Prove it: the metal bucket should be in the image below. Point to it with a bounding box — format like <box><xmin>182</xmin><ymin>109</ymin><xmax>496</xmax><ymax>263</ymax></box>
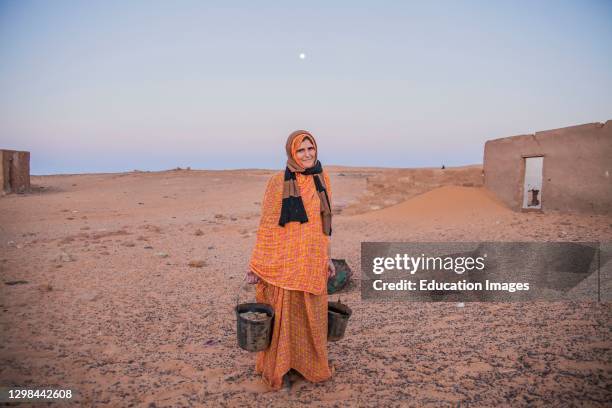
<box><xmin>235</xmin><ymin>302</ymin><xmax>274</xmax><ymax>352</ymax></box>
<box><xmin>327</xmin><ymin>300</ymin><xmax>352</xmax><ymax>342</ymax></box>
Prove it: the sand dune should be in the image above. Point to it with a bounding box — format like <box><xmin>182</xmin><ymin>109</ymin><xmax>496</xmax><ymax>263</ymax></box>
<box><xmin>340</xmin><ymin>165</ymin><xmax>484</xmax><ymax>215</ymax></box>
<box><xmin>356</xmin><ymin>185</ymin><xmax>512</xmax><ymax>223</ymax></box>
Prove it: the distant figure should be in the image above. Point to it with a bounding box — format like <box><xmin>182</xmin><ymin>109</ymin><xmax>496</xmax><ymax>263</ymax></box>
<box><xmin>441</xmin><ymin>164</ymin><xmax>445</xmax><ymax>170</ymax></box>
<box><xmin>245</xmin><ymin>130</ymin><xmax>335</xmax><ymax>390</ymax></box>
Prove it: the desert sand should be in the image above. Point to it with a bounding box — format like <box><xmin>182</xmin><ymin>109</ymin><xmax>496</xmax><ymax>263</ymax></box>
<box><xmin>1</xmin><ymin>166</ymin><xmax>611</xmax><ymax>407</ymax></box>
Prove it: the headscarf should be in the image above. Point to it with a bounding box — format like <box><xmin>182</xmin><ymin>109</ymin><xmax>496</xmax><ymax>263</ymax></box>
<box><xmin>279</xmin><ymin>130</ymin><xmax>332</xmax><ymax>236</ymax></box>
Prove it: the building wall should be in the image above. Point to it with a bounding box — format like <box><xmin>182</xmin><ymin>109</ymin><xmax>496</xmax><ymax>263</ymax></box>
<box><xmin>0</xmin><ymin>149</ymin><xmax>31</xmax><ymax>194</ymax></box>
<box><xmin>1</xmin><ymin>150</ymin><xmax>12</xmax><ymax>192</ymax></box>
<box><xmin>483</xmin><ymin>121</ymin><xmax>612</xmax><ymax>214</ymax></box>
<box><xmin>0</xmin><ymin>151</ymin><xmax>5</xmax><ymax>192</ymax></box>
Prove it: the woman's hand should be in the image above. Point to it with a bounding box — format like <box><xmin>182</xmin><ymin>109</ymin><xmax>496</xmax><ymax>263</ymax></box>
<box><xmin>244</xmin><ymin>270</ymin><xmax>260</xmax><ymax>284</ymax></box>
<box><xmin>327</xmin><ymin>259</ymin><xmax>336</xmax><ymax>279</ymax></box>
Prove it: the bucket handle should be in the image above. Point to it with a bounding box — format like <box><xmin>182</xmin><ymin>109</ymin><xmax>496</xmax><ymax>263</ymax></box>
<box><xmin>236</xmin><ymin>271</ymin><xmax>261</xmax><ymax>307</ymax></box>
<box><xmin>235</xmin><ymin>280</ymin><xmax>249</xmax><ymax>307</ymax></box>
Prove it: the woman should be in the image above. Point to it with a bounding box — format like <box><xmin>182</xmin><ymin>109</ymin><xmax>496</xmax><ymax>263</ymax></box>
<box><xmin>244</xmin><ymin>130</ymin><xmax>336</xmax><ymax>390</ymax></box>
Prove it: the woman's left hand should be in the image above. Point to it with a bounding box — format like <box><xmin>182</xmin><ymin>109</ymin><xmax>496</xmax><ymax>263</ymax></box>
<box><xmin>327</xmin><ymin>259</ymin><xmax>336</xmax><ymax>279</ymax></box>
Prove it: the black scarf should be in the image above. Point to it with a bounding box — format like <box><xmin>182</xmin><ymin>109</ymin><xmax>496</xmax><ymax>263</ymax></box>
<box><xmin>278</xmin><ymin>160</ymin><xmax>332</xmax><ymax>235</ymax></box>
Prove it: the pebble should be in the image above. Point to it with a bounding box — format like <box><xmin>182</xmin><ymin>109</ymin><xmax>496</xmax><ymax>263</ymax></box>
<box><xmin>56</xmin><ymin>252</ymin><xmax>75</xmax><ymax>262</ymax></box>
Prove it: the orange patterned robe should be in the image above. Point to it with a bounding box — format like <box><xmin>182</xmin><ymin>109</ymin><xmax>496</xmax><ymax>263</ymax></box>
<box><xmin>249</xmin><ymin>170</ymin><xmax>333</xmax><ymax>390</ymax></box>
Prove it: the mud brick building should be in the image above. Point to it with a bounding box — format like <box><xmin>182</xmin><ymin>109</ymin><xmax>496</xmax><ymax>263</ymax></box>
<box><xmin>1</xmin><ymin>149</ymin><xmax>30</xmax><ymax>194</ymax></box>
<box><xmin>483</xmin><ymin>121</ymin><xmax>612</xmax><ymax>214</ymax></box>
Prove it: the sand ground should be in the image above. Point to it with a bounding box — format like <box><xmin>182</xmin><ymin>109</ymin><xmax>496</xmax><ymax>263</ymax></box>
<box><xmin>1</xmin><ymin>166</ymin><xmax>611</xmax><ymax>407</ymax></box>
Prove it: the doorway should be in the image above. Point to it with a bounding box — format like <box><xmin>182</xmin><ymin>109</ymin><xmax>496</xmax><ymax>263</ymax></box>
<box><xmin>522</xmin><ymin>156</ymin><xmax>543</xmax><ymax>209</ymax></box>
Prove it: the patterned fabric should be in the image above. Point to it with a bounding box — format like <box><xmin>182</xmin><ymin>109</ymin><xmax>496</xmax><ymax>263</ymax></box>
<box><xmin>255</xmin><ymin>280</ymin><xmax>332</xmax><ymax>390</ymax></box>
<box><xmin>249</xmin><ymin>167</ymin><xmax>334</xmax><ymax>390</ymax></box>
<box><xmin>249</xmin><ymin>170</ymin><xmax>332</xmax><ymax>295</ymax></box>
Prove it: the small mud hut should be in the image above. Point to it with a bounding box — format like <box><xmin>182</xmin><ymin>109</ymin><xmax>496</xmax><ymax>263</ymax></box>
<box><xmin>483</xmin><ymin>121</ymin><xmax>611</xmax><ymax>214</ymax></box>
<box><xmin>1</xmin><ymin>149</ymin><xmax>31</xmax><ymax>194</ymax></box>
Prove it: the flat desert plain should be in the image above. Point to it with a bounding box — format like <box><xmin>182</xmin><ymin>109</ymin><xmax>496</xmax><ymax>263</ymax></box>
<box><xmin>1</xmin><ymin>166</ymin><xmax>611</xmax><ymax>407</ymax></box>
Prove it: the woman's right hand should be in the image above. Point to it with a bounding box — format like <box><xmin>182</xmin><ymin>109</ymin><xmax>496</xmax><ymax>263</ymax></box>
<box><xmin>244</xmin><ymin>270</ymin><xmax>260</xmax><ymax>284</ymax></box>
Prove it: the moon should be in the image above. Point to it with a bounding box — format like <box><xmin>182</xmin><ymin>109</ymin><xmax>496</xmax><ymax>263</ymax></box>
<box><xmin>299</xmin><ymin>53</ymin><xmax>306</xmax><ymax>60</ymax></box>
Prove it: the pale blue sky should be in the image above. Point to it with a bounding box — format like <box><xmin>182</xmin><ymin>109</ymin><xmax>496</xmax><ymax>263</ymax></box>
<box><xmin>1</xmin><ymin>0</ymin><xmax>611</xmax><ymax>174</ymax></box>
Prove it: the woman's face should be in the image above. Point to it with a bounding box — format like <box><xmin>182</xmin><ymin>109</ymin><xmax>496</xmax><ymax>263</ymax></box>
<box><xmin>295</xmin><ymin>138</ymin><xmax>316</xmax><ymax>168</ymax></box>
